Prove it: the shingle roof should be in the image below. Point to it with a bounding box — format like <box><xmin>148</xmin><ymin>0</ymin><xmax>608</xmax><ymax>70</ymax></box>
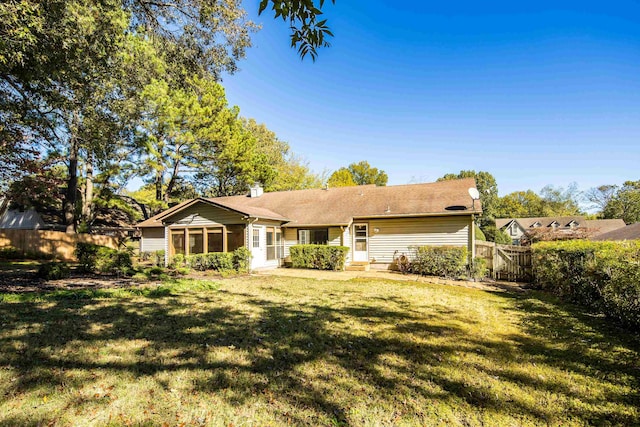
<box><xmin>583</xmin><ymin>219</ymin><xmax>627</xmax><ymax>235</ymax></box>
<box><xmin>496</xmin><ymin>216</ymin><xmax>584</xmax><ymax>230</ymax></box>
<box><xmin>591</xmin><ymin>222</ymin><xmax>640</xmax><ymax>241</ymax></box>
<box><xmin>496</xmin><ymin>217</ymin><xmax>626</xmax><ymax>236</ymax></box>
<box><xmin>137</xmin><ymin>178</ymin><xmax>481</xmax><ymax>228</ymax></box>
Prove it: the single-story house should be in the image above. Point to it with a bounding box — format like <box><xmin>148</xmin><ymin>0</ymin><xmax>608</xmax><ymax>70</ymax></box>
<box><xmin>496</xmin><ymin>216</ymin><xmax>626</xmax><ymax>245</ymax></box>
<box><xmin>137</xmin><ymin>178</ymin><xmax>482</xmax><ymax>270</ymax></box>
<box><xmin>591</xmin><ymin>222</ymin><xmax>640</xmax><ymax>241</ymax></box>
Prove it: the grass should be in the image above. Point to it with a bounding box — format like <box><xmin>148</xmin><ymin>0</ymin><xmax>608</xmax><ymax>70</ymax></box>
<box><xmin>0</xmin><ymin>275</ymin><xmax>638</xmax><ymax>426</ymax></box>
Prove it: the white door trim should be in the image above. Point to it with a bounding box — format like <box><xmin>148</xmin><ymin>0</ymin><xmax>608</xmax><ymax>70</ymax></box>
<box><xmin>353</xmin><ymin>223</ymin><xmax>368</xmax><ymax>262</ymax></box>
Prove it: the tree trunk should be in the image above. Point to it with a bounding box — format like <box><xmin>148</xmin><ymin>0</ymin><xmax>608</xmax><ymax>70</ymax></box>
<box><xmin>155</xmin><ymin>168</ymin><xmax>163</xmax><ymax>202</ymax></box>
<box><xmin>65</xmin><ymin>135</ymin><xmax>79</xmax><ymax>233</ymax></box>
<box><xmin>82</xmin><ymin>151</ymin><xmax>94</xmax><ymax>222</ymax></box>
<box><xmin>164</xmin><ymin>157</ymin><xmax>181</xmax><ymax>204</ymax></box>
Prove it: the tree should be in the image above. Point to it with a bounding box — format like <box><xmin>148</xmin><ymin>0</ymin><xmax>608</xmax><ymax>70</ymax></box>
<box><xmin>243</xmin><ymin>118</ymin><xmax>322</xmax><ymax>192</ymax></box>
<box><xmin>328</xmin><ymin>168</ymin><xmax>356</xmax><ymax>187</ymax></box>
<box><xmin>482</xmin><ymin>225</ymin><xmax>512</xmax><ymax>244</ymax></box>
<box><xmin>348</xmin><ymin>161</ymin><xmax>388</xmax><ymax>186</ymax></box>
<box><xmin>1</xmin><ymin>0</ymin><xmax>336</xmax><ymax>231</ymax></box>
<box><xmin>538</xmin><ymin>184</ymin><xmax>582</xmax><ymax>216</ymax></box>
<box><xmin>258</xmin><ymin>0</ymin><xmax>335</xmax><ymax>61</ymax></box>
<box><xmin>495</xmin><ymin>190</ymin><xmax>546</xmax><ymax>218</ymax></box>
<box><xmin>437</xmin><ymin>170</ymin><xmax>498</xmax><ymax>227</ymax></box>
<box><xmin>602</xmin><ymin>180</ymin><xmax>640</xmax><ymax>224</ymax></box>
<box><xmin>585</xmin><ymin>185</ymin><xmax>618</xmax><ymax>213</ymax></box>
<box><xmin>496</xmin><ymin>185</ymin><xmax>583</xmax><ymax>219</ymax></box>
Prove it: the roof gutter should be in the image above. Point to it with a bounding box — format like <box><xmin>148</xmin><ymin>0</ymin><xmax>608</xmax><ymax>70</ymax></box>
<box><xmin>354</xmin><ymin>211</ymin><xmax>480</xmax><ymax>220</ymax></box>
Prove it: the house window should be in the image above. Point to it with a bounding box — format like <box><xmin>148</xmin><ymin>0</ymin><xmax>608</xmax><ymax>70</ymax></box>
<box><xmin>265</xmin><ymin>228</ymin><xmax>283</xmax><ymax>260</ymax></box>
<box><xmin>171</xmin><ymin>231</ymin><xmax>185</xmax><ymax>255</ymax></box>
<box><xmin>276</xmin><ymin>229</ymin><xmax>283</xmax><ymax>259</ymax></box>
<box><xmin>266</xmin><ymin>227</ymin><xmax>275</xmax><ymax>260</ymax></box>
<box><xmin>207</xmin><ymin>228</ymin><xmax>223</xmax><ymax>252</ymax></box>
<box><xmin>252</xmin><ymin>228</ymin><xmax>260</xmax><ymax>248</ymax></box>
<box><xmin>227</xmin><ymin>225</ymin><xmax>245</xmax><ymax>252</ymax></box>
<box><xmin>510</xmin><ymin>224</ymin><xmax>518</xmax><ymax>236</ymax></box>
<box><xmin>189</xmin><ymin>229</ymin><xmax>204</xmax><ymax>254</ymax></box>
<box><xmin>298</xmin><ymin>228</ymin><xmax>328</xmax><ymax>245</ymax></box>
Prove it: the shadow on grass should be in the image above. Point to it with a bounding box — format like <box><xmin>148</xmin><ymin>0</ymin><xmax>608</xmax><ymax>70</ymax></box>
<box><xmin>0</xmin><ymin>279</ymin><xmax>639</xmax><ymax>426</ymax></box>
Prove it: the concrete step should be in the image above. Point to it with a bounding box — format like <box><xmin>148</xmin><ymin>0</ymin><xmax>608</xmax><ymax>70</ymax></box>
<box><xmin>345</xmin><ymin>262</ymin><xmax>370</xmax><ymax>272</ymax></box>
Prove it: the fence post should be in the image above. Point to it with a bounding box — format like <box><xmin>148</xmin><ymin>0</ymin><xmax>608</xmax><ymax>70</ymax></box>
<box><xmin>492</xmin><ymin>242</ymin><xmax>498</xmax><ymax>280</ymax></box>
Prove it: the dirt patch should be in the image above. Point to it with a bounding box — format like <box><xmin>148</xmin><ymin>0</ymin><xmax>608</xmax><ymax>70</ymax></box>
<box><xmin>0</xmin><ymin>270</ymin><xmax>136</xmax><ymax>294</ymax></box>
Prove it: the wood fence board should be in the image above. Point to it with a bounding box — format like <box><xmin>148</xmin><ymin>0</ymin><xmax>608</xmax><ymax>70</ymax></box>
<box><xmin>475</xmin><ymin>241</ymin><xmax>532</xmax><ymax>282</ymax></box>
<box><xmin>0</xmin><ymin>230</ymin><xmax>119</xmax><ymax>261</ymax></box>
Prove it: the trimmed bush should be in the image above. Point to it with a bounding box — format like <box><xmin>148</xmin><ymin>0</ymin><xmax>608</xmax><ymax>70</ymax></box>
<box><xmin>290</xmin><ymin>245</ymin><xmax>349</xmax><ymax>271</ymax></box>
<box><xmin>169</xmin><ymin>254</ymin><xmax>185</xmax><ymax>268</ymax></box>
<box><xmin>75</xmin><ymin>242</ymin><xmax>132</xmax><ymax>276</ymax></box>
<box><xmin>186</xmin><ymin>253</ymin><xmax>234</xmax><ymax>272</ymax></box>
<box><xmin>95</xmin><ymin>246</ymin><xmax>133</xmax><ymax>276</ymax></box>
<box><xmin>532</xmin><ymin>240</ymin><xmax>640</xmax><ymax>330</ymax></box>
<box><xmin>184</xmin><ymin>248</ymin><xmax>251</xmax><ymax>273</ymax></box>
<box><xmin>38</xmin><ymin>261</ymin><xmax>70</xmax><ymax>280</ymax></box>
<box><xmin>411</xmin><ymin>246</ymin><xmax>468</xmax><ymax>279</ymax></box>
<box><xmin>232</xmin><ymin>247</ymin><xmax>251</xmax><ymax>273</ymax></box>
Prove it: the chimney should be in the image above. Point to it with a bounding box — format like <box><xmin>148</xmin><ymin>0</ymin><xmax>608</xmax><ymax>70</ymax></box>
<box><xmin>249</xmin><ymin>183</ymin><xmax>263</xmax><ymax>198</ymax></box>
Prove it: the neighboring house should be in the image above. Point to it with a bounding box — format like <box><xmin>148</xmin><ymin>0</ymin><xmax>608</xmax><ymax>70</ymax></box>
<box><xmin>591</xmin><ymin>222</ymin><xmax>640</xmax><ymax>241</ymax></box>
<box><xmin>0</xmin><ymin>208</ymin><xmax>46</xmax><ymax>230</ymax></box>
<box><xmin>137</xmin><ymin>178</ymin><xmax>482</xmax><ymax>270</ymax></box>
<box><xmin>496</xmin><ymin>216</ymin><xmax>626</xmax><ymax>245</ymax></box>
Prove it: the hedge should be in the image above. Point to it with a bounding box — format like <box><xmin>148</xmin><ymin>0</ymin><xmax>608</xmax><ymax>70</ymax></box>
<box><xmin>411</xmin><ymin>246</ymin><xmax>468</xmax><ymax>278</ymax></box>
<box><xmin>532</xmin><ymin>240</ymin><xmax>640</xmax><ymax>330</ymax></box>
<box><xmin>289</xmin><ymin>245</ymin><xmax>349</xmax><ymax>271</ymax></box>
<box><xmin>180</xmin><ymin>247</ymin><xmax>251</xmax><ymax>273</ymax></box>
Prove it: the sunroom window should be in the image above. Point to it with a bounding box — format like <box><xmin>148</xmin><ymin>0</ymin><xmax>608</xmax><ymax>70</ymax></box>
<box><xmin>298</xmin><ymin>229</ymin><xmax>329</xmax><ymax>245</ymax></box>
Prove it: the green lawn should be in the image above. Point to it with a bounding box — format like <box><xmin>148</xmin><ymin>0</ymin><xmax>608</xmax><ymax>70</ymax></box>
<box><xmin>0</xmin><ymin>275</ymin><xmax>638</xmax><ymax>426</ymax></box>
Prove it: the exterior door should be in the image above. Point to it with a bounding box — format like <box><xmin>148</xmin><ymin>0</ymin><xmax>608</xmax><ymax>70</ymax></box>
<box><xmin>353</xmin><ymin>224</ymin><xmax>369</xmax><ymax>262</ymax></box>
<box><xmin>251</xmin><ymin>225</ymin><xmax>265</xmax><ymax>269</ymax></box>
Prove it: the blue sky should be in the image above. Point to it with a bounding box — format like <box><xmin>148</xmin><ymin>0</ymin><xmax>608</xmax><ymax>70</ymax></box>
<box><xmin>221</xmin><ymin>0</ymin><xmax>640</xmax><ymax>197</ymax></box>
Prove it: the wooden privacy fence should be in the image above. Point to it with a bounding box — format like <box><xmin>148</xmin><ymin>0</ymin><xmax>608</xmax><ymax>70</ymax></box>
<box><xmin>0</xmin><ymin>229</ymin><xmax>119</xmax><ymax>261</ymax></box>
<box><xmin>475</xmin><ymin>241</ymin><xmax>532</xmax><ymax>282</ymax></box>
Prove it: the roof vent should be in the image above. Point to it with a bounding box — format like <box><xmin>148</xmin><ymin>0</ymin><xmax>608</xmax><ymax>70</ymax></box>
<box><xmin>249</xmin><ymin>183</ymin><xmax>263</xmax><ymax>198</ymax></box>
<box><xmin>445</xmin><ymin>205</ymin><xmax>467</xmax><ymax>211</ymax></box>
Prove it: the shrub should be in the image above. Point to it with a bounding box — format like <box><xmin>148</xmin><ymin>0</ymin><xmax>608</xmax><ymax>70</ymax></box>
<box><xmin>483</xmin><ymin>225</ymin><xmax>512</xmax><ymax>244</ymax></box>
<box><xmin>184</xmin><ymin>248</ymin><xmax>250</xmax><ymax>273</ymax></box>
<box><xmin>75</xmin><ymin>242</ymin><xmax>132</xmax><ymax>276</ymax></box>
<box><xmin>289</xmin><ymin>245</ymin><xmax>349</xmax><ymax>271</ymax></box>
<box><xmin>411</xmin><ymin>246</ymin><xmax>468</xmax><ymax>279</ymax></box>
<box><xmin>469</xmin><ymin>257</ymin><xmax>488</xmax><ymax>280</ymax></box>
<box><xmin>169</xmin><ymin>254</ymin><xmax>185</xmax><ymax>268</ymax></box>
<box><xmin>75</xmin><ymin>242</ymin><xmax>100</xmax><ymax>272</ymax></box>
<box><xmin>475</xmin><ymin>225</ymin><xmax>486</xmax><ymax>242</ymax></box>
<box><xmin>532</xmin><ymin>240</ymin><xmax>640</xmax><ymax>330</ymax></box>
<box><xmin>38</xmin><ymin>261</ymin><xmax>70</xmax><ymax>280</ymax></box>
<box><xmin>0</xmin><ymin>247</ymin><xmax>20</xmax><ymax>259</ymax></box>
<box><xmin>153</xmin><ymin>250</ymin><xmax>165</xmax><ymax>266</ymax></box>
<box><xmin>232</xmin><ymin>247</ymin><xmax>251</xmax><ymax>272</ymax></box>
